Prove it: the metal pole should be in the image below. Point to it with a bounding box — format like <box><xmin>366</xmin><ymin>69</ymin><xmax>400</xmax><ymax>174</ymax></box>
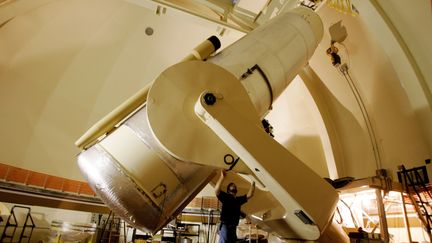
<box><xmin>207</xmin><ymin>210</ymin><xmax>212</xmax><ymax>243</ymax></box>
<box><xmin>375</xmin><ymin>189</ymin><xmax>389</xmax><ymax>241</ymax></box>
<box><xmin>400</xmin><ymin>192</ymin><xmax>413</xmax><ymax>243</ymax></box>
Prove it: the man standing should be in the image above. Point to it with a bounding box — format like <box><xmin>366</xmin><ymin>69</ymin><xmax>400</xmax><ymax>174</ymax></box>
<box><xmin>215</xmin><ymin>170</ymin><xmax>255</xmax><ymax>243</ymax></box>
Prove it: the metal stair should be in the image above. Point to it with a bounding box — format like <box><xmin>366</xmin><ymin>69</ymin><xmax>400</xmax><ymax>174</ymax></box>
<box><xmin>0</xmin><ymin>206</ymin><xmax>35</xmax><ymax>243</ymax></box>
<box><xmin>398</xmin><ymin>164</ymin><xmax>432</xmax><ymax>241</ymax></box>
<box><xmin>98</xmin><ymin>211</ymin><xmax>125</xmax><ymax>243</ymax></box>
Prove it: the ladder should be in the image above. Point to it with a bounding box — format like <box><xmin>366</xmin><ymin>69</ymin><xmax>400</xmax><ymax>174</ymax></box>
<box><xmin>98</xmin><ymin>211</ymin><xmax>126</xmax><ymax>243</ymax></box>
<box><xmin>0</xmin><ymin>206</ymin><xmax>35</xmax><ymax>243</ymax></box>
<box><xmin>399</xmin><ymin>165</ymin><xmax>432</xmax><ymax>241</ymax></box>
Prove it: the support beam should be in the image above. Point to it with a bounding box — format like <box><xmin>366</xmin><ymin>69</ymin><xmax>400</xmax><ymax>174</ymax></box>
<box><xmin>375</xmin><ymin>189</ymin><xmax>389</xmax><ymax>241</ymax></box>
<box><xmin>400</xmin><ymin>192</ymin><xmax>413</xmax><ymax>243</ymax></box>
<box><xmin>0</xmin><ymin>182</ymin><xmax>109</xmax><ymax>214</ymax></box>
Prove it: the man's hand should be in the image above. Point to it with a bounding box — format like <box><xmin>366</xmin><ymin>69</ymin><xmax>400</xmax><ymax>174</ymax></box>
<box><xmin>215</xmin><ymin>169</ymin><xmax>226</xmax><ymax>196</ymax></box>
<box><xmin>221</xmin><ymin>169</ymin><xmax>226</xmax><ymax>178</ymax></box>
<box><xmin>247</xmin><ymin>181</ymin><xmax>255</xmax><ymax>199</ymax></box>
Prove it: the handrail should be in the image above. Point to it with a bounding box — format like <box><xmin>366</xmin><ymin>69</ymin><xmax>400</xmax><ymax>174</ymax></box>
<box><xmin>399</xmin><ymin>165</ymin><xmax>432</xmax><ymax>241</ymax></box>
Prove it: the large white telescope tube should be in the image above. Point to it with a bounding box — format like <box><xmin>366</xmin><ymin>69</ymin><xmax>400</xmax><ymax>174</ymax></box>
<box><xmin>209</xmin><ymin>7</ymin><xmax>323</xmax><ymax>117</ymax></box>
<box><xmin>76</xmin><ymin>6</ymin><xmax>335</xmax><ymax>240</ymax></box>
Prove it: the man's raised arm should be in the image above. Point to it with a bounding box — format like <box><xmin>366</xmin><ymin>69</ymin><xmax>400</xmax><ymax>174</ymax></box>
<box><xmin>215</xmin><ymin>170</ymin><xmax>225</xmax><ymax>196</ymax></box>
<box><xmin>247</xmin><ymin>181</ymin><xmax>255</xmax><ymax>199</ymax></box>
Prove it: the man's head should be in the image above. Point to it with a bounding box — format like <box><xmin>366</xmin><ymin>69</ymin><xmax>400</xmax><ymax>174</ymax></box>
<box><xmin>227</xmin><ymin>182</ymin><xmax>237</xmax><ymax>195</ymax></box>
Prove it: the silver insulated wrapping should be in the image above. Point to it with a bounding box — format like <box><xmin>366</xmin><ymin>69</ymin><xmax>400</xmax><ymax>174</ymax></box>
<box><xmin>77</xmin><ymin>105</ymin><xmax>215</xmax><ymax>233</ymax></box>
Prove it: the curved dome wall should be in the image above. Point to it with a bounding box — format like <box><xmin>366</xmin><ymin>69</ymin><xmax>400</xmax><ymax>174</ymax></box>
<box><xmin>306</xmin><ymin>3</ymin><xmax>431</xmax><ymax>179</ymax></box>
<box><xmin>0</xmin><ymin>0</ymin><xmax>244</xmax><ymax>180</ymax></box>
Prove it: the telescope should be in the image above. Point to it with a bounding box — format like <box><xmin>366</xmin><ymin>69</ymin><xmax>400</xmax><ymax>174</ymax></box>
<box><xmin>75</xmin><ymin>7</ymin><xmax>338</xmax><ymax>241</ymax></box>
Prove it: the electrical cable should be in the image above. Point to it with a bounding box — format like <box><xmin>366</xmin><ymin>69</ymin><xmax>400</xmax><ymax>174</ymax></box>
<box><xmin>337</xmin><ymin>42</ymin><xmax>351</xmax><ymax>68</ymax></box>
<box><xmin>337</xmin><ymin>64</ymin><xmax>382</xmax><ymax>170</ymax></box>
<box><xmin>335</xmin><ymin>206</ymin><xmax>343</xmax><ymax>224</ymax></box>
<box><xmin>156</xmin><ymin>191</ymin><xmax>169</xmax><ymax>237</ymax></box>
<box><xmin>335</xmin><ymin>42</ymin><xmax>382</xmax><ymax>168</ymax></box>
<box><xmin>340</xmin><ymin>198</ymin><xmax>359</xmax><ymax>228</ymax></box>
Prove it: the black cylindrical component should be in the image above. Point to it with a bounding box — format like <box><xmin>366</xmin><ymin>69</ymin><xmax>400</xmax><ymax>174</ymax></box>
<box><xmin>204</xmin><ymin>93</ymin><xmax>216</xmax><ymax>105</ymax></box>
<box><xmin>207</xmin><ymin>36</ymin><xmax>221</xmax><ymax>51</ymax></box>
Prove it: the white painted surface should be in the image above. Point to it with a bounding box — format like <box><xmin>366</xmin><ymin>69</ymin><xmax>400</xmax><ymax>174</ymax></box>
<box><xmin>0</xmin><ymin>0</ymin><xmax>243</xmax><ymax>180</ymax></box>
